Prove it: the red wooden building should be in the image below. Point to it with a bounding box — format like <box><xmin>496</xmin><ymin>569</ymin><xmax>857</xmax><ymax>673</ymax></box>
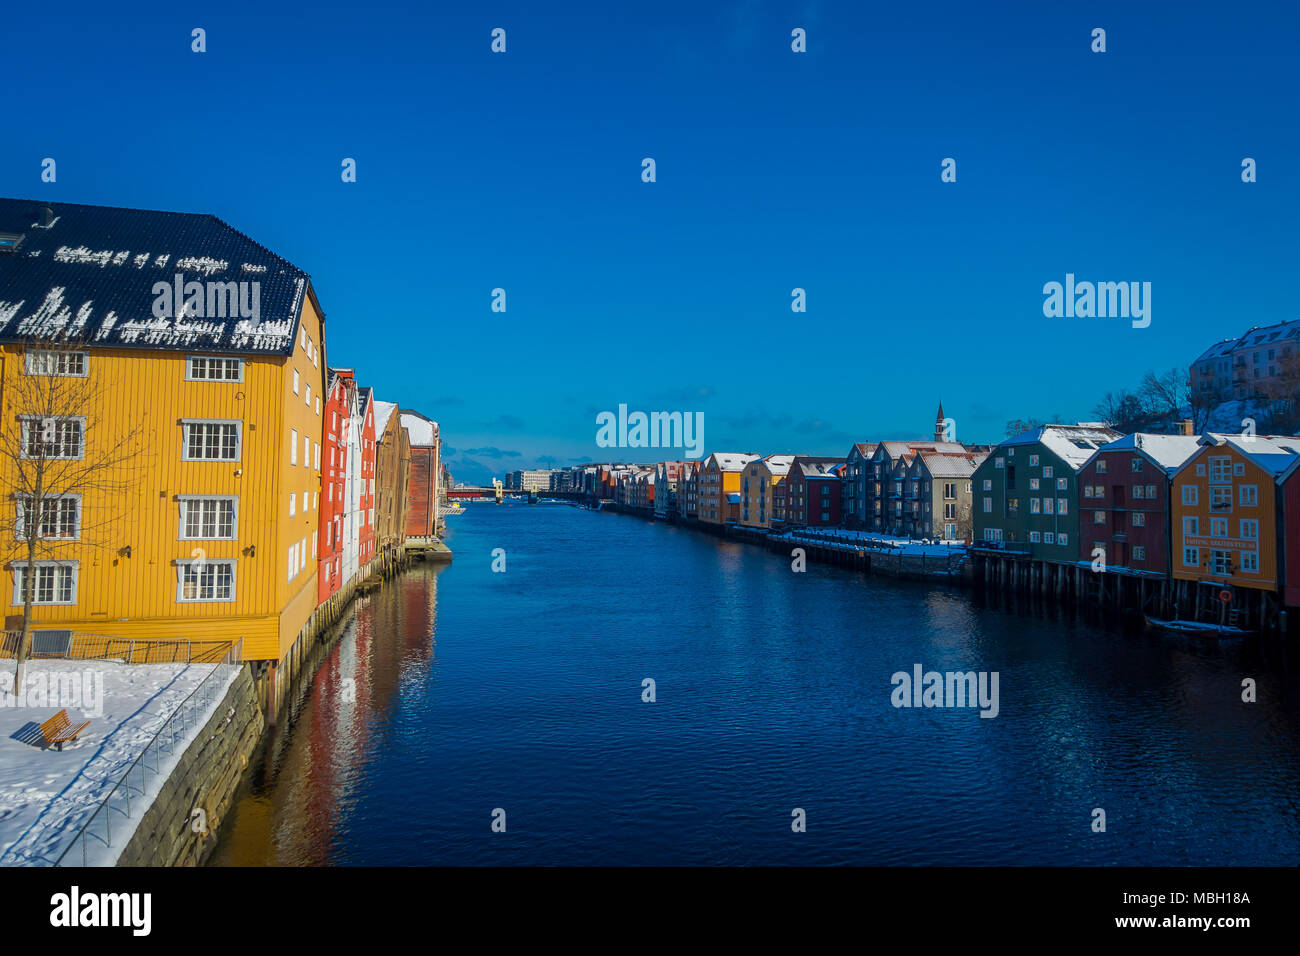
<box><xmin>319</xmin><ymin>370</ymin><xmax>352</xmax><ymax>602</ymax></box>
<box><xmin>401</xmin><ymin>410</ymin><xmax>441</xmax><ymax>539</ymax></box>
<box><xmin>1075</xmin><ymin>433</ymin><xmax>1200</xmax><ymax>577</ymax></box>
<box><xmin>785</xmin><ymin>457</ymin><xmax>846</xmax><ymax>527</ymax></box>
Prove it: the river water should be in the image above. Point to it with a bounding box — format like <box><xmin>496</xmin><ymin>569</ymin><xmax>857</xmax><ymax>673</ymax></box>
<box><xmin>210</xmin><ymin>502</ymin><xmax>1300</xmax><ymax>865</ymax></box>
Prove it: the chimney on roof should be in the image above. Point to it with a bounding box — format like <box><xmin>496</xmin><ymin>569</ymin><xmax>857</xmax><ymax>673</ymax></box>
<box><xmin>37</xmin><ymin>205</ymin><xmax>55</xmax><ymax>228</ymax></box>
<box><xmin>1178</xmin><ymin>419</ymin><xmax>1194</xmax><ymax>436</ymax></box>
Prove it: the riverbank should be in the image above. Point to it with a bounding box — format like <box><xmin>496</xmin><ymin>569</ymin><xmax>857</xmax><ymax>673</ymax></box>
<box><xmin>590</xmin><ymin>501</ymin><xmax>1294</xmax><ymax>636</ymax></box>
<box><xmin>595</xmin><ymin>501</ymin><xmax>973</xmax><ymax>583</ymax></box>
<box><xmin>15</xmin><ymin>536</ymin><xmax>456</xmax><ymax>868</ymax></box>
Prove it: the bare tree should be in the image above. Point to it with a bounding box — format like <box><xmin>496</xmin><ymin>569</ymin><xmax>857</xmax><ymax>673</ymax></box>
<box><xmin>1004</xmin><ymin>417</ymin><xmax>1043</xmax><ymax>438</ymax></box>
<box><xmin>1256</xmin><ymin>352</ymin><xmax>1300</xmax><ymax>434</ymax></box>
<box><xmin>1137</xmin><ymin>368</ymin><xmax>1189</xmax><ymax>424</ymax></box>
<box><xmin>1189</xmin><ymin>377</ymin><xmax>1229</xmax><ymax>431</ymax></box>
<box><xmin>1</xmin><ymin>340</ymin><xmax>146</xmax><ymax>694</ymax></box>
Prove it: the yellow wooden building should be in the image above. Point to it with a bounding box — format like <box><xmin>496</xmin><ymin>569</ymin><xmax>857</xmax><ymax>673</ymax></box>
<box><xmin>0</xmin><ymin>199</ymin><xmax>327</xmax><ymax>667</ymax></box>
<box><xmin>739</xmin><ymin>455</ymin><xmax>796</xmax><ymax>529</ymax></box>
<box><xmin>1169</xmin><ymin>434</ymin><xmax>1300</xmax><ymax>596</ymax></box>
<box><xmin>698</xmin><ymin>452</ymin><xmax>759</xmax><ymax>525</ymax></box>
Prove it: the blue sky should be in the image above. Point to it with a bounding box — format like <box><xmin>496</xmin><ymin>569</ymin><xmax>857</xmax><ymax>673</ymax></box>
<box><xmin>5</xmin><ymin>0</ymin><xmax>1298</xmax><ymax>484</ymax></box>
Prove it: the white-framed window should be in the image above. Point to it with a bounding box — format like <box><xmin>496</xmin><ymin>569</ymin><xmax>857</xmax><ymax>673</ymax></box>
<box><xmin>1239</xmin><ymin>485</ymin><xmax>1258</xmax><ymax>506</ymax></box>
<box><xmin>1133</xmin><ymin>485</ymin><xmax>1145</xmax><ymax>500</ymax></box>
<box><xmin>20</xmin><ymin>416</ymin><xmax>85</xmax><ymax>460</ymax></box>
<box><xmin>1095</xmin><ymin>459</ymin><xmax>1107</xmax><ymax>474</ymax></box>
<box><xmin>1211</xmin><ymin>550</ymin><xmax>1232</xmax><ymax>575</ymax></box>
<box><xmin>1132</xmin><ymin>546</ymin><xmax>1146</xmax><ymax>560</ymax></box>
<box><xmin>1030</xmin><ymin>498</ymin><xmax>1041</xmax><ymax>514</ymax></box>
<box><xmin>1044</xmin><ymin>531</ymin><xmax>1055</xmax><ymax>544</ymax></box>
<box><xmin>1043</xmin><ymin>497</ymin><xmax>1055</xmax><ymax>515</ymax></box>
<box><xmin>1043</xmin><ymin>466</ymin><xmax>1054</xmax><ymax>479</ymax></box>
<box><xmin>1058</xmin><ymin>533</ymin><xmax>1068</xmax><ymax>546</ymax></box>
<box><xmin>293</xmin><ymin>369</ymin><xmax>300</xmax><ymax>395</ymax></box>
<box><xmin>1029</xmin><ymin>454</ymin><xmax>1039</xmax><ymax>466</ymax></box>
<box><xmin>1029</xmin><ymin>531</ymin><xmax>1041</xmax><ymax>543</ymax></box>
<box><xmin>1133</xmin><ymin>511</ymin><xmax>1145</xmax><ymax>527</ymax></box>
<box><xmin>1093</xmin><ymin>510</ymin><xmax>1107</xmax><ymax>525</ymax></box>
<box><xmin>14</xmin><ymin>495</ymin><xmax>81</xmax><ymax>540</ymax></box>
<box><xmin>315</xmin><ymin>443</ymin><xmax>321</xmax><ymax>471</ymax></box>
<box><xmin>1131</xmin><ymin>458</ymin><xmax>1144</xmax><ymax>473</ymax></box>
<box><xmin>1209</xmin><ymin>456</ymin><xmax>1232</xmax><ymax>484</ymax></box>
<box><xmin>302</xmin><ymin>491</ymin><xmax>308</xmax><ymax>513</ymax></box>
<box><xmin>315</xmin><ymin>397</ymin><xmax>321</xmax><ymax>415</ymax></box>
<box><xmin>290</xmin><ymin>429</ymin><xmax>299</xmax><ymax>466</ymax></box>
<box><xmin>995</xmin><ymin>458</ymin><xmax>1004</xmax><ymax>469</ymax></box>
<box><xmin>1196</xmin><ymin>463</ymin><xmax>1206</xmax><ymax>476</ymax></box>
<box><xmin>11</xmin><ymin>561</ymin><xmax>77</xmax><ymax>605</ymax></box>
<box><xmin>1184</xmin><ymin>516</ymin><xmax>1199</xmax><ymax>535</ymax></box>
<box><xmin>289</xmin><ymin>493</ymin><xmax>296</xmax><ymax>517</ymax></box>
<box><xmin>1057</xmin><ymin>498</ymin><xmax>1068</xmax><ymax>515</ymax></box>
<box><xmin>300</xmin><ymin>537</ymin><xmax>307</xmax><ymax>571</ymax></box>
<box><xmin>1183</xmin><ymin>546</ymin><xmax>1199</xmax><ymax>567</ymax></box>
<box><xmin>1241</xmin><ymin>519</ymin><xmax>1259</xmax><ymax>540</ymax></box>
<box><xmin>1234</xmin><ymin>462</ymin><xmax>1246</xmax><ymax>476</ymax></box>
<box><xmin>288</xmin><ymin>542</ymin><xmax>299</xmax><ymax>581</ymax></box>
<box><xmin>983</xmin><ymin>479</ymin><xmax>992</xmax><ymax>490</ymax></box>
<box><xmin>1030</xmin><ymin>477</ymin><xmax>1040</xmax><ymax>490</ymax></box>
<box><xmin>1181</xmin><ymin>485</ymin><xmax>1198</xmax><ymax>506</ymax></box>
<box><xmin>1210</xmin><ymin>517</ymin><xmax>1227</xmax><ymax>536</ymax></box>
<box><xmin>1242</xmin><ymin>551</ymin><xmax>1259</xmax><ymax>572</ymax></box>
<box><xmin>175</xmin><ymin>559</ymin><xmax>235</xmax><ymax>602</ymax></box>
<box><xmin>983</xmin><ymin>497</ymin><xmax>991</xmax><ymax>513</ymax></box>
<box><xmin>186</xmin><ymin>356</ymin><xmax>243</xmax><ymax>381</ymax></box>
<box><xmin>178</xmin><ymin>496</ymin><xmax>237</xmax><ymax>539</ymax></box>
<box><xmin>1211</xmin><ymin>487</ymin><xmax>1232</xmax><ymax>511</ymax></box>
<box><xmin>305</xmin><ymin>384</ymin><xmax>312</xmax><ymax>406</ymax></box>
<box><xmin>26</xmin><ymin>350</ymin><xmax>87</xmax><ymax>377</ymax></box>
<box><xmin>304</xmin><ymin>435</ymin><xmax>310</xmax><ymax>467</ymax></box>
<box><xmin>182</xmin><ymin>420</ymin><xmax>241</xmax><ymax>461</ymax></box>
<box><xmin>1057</xmin><ymin>477</ymin><xmax>1068</xmax><ymax>490</ymax></box>
<box><xmin>312</xmin><ymin>530</ymin><xmax>318</xmax><ymax>561</ymax></box>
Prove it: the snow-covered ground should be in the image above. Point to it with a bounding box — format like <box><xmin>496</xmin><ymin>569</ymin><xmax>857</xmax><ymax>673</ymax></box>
<box><xmin>773</xmin><ymin>527</ymin><xmax>968</xmax><ymax>557</ymax></box>
<box><xmin>0</xmin><ymin>658</ymin><xmax>235</xmax><ymax>867</ymax></box>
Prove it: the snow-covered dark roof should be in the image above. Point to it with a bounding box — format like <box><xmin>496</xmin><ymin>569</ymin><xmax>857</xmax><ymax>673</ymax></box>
<box><xmin>0</xmin><ymin>198</ymin><xmax>311</xmax><ymax>355</ymax></box>
<box><xmin>1192</xmin><ymin>338</ymin><xmax>1237</xmax><ymax>364</ymax></box>
<box><xmin>791</xmin><ymin>456</ymin><xmax>846</xmax><ymax>478</ymax></box>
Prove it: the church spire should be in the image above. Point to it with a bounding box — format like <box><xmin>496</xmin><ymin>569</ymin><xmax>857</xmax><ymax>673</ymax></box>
<box><xmin>934</xmin><ymin>401</ymin><xmax>946</xmax><ymax>442</ymax></box>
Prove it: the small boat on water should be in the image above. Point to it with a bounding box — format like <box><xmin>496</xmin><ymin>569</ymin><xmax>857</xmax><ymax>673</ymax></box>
<box><xmin>1144</xmin><ymin>615</ymin><xmax>1251</xmax><ymax>638</ymax></box>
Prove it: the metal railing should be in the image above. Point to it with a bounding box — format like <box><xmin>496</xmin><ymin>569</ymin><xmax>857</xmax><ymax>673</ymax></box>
<box><xmin>52</xmin><ymin>638</ymin><xmax>243</xmax><ymax>867</ymax></box>
<box><xmin>1</xmin><ymin>630</ymin><xmax>234</xmax><ymax>664</ymax></box>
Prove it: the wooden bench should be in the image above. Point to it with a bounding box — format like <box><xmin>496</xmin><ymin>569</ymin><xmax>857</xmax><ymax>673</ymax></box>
<box><xmin>39</xmin><ymin>709</ymin><xmax>90</xmax><ymax>751</ymax></box>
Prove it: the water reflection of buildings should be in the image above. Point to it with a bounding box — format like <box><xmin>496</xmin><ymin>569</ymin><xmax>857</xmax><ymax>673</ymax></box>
<box><xmin>216</xmin><ymin>566</ymin><xmax>442</xmax><ymax>865</ymax></box>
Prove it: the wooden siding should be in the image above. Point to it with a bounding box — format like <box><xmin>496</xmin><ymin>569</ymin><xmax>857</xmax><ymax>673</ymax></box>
<box><xmin>0</xmin><ymin>293</ymin><xmax>325</xmax><ymax>663</ymax></box>
<box><xmin>1170</xmin><ymin>446</ymin><xmax>1276</xmax><ymax>591</ymax></box>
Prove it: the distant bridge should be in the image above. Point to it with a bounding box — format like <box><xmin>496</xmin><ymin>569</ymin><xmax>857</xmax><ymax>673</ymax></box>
<box><xmin>446</xmin><ymin>486</ymin><xmax>586</xmax><ymax>501</ymax></box>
